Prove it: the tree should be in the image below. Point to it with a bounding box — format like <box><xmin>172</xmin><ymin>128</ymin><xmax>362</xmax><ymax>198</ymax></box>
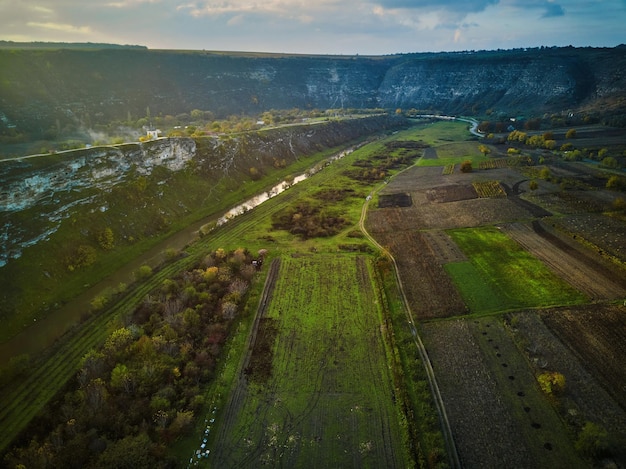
<box><xmin>478</xmin><ymin>144</ymin><xmax>491</xmax><ymax>156</ymax></box>
<box><xmin>539</xmin><ymin>167</ymin><xmax>551</xmax><ymax>180</ymax></box>
<box><xmin>612</xmin><ymin>197</ymin><xmax>626</xmax><ymax>212</ymax></box>
<box><xmin>544</xmin><ymin>140</ymin><xmax>557</xmax><ymax>150</ymax></box>
<box><xmin>111</xmin><ymin>363</ymin><xmax>135</xmax><ymax>394</ymax></box>
<box><xmin>529</xmin><ymin>180</ymin><xmax>538</xmax><ymax>191</ymax></box>
<box><xmin>104</xmin><ymin>328</ymin><xmax>134</xmax><ymax>358</ymax></box>
<box><xmin>565</xmin><ymin>128</ymin><xmax>577</xmax><ymax>139</ymax></box>
<box><xmin>537</xmin><ymin>371</ymin><xmax>566</xmax><ymax>395</ymax></box>
<box><xmin>601</xmin><ymin>156</ymin><xmax>618</xmax><ymax>169</ymax></box>
<box><xmin>460</xmin><ymin>160</ymin><xmax>472</xmax><ymax>173</ymax></box>
<box><xmin>136</xmin><ymin>265</ymin><xmax>153</xmax><ymax>280</ymax></box>
<box><xmin>94</xmin><ymin>433</ymin><xmax>156</xmax><ymax>469</ymax></box>
<box><xmin>249</xmin><ymin>166</ymin><xmax>261</xmax><ymax>180</ymax></box>
<box><xmin>607</xmin><ymin>175</ymin><xmax>626</xmax><ymax>190</ymax></box>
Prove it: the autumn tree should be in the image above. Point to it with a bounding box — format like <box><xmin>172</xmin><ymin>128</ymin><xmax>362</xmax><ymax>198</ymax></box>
<box><xmin>478</xmin><ymin>144</ymin><xmax>491</xmax><ymax>156</ymax></box>
<box><xmin>97</xmin><ymin>227</ymin><xmax>115</xmax><ymax>250</ymax></box>
<box><xmin>537</xmin><ymin>371</ymin><xmax>566</xmax><ymax>395</ymax></box>
<box><xmin>565</xmin><ymin>128</ymin><xmax>577</xmax><ymax>139</ymax></box>
<box><xmin>460</xmin><ymin>160</ymin><xmax>473</xmax><ymax>173</ymax></box>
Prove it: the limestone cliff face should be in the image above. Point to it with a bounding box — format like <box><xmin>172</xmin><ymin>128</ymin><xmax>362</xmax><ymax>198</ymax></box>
<box><xmin>1</xmin><ymin>46</ymin><xmax>623</xmax><ymax>134</ymax></box>
<box><xmin>377</xmin><ymin>55</ymin><xmax>578</xmax><ymax>113</ymax></box>
<box><xmin>0</xmin><ymin>138</ymin><xmax>197</xmax><ymax>213</ymax></box>
<box><xmin>0</xmin><ymin>116</ymin><xmax>401</xmax><ymax>267</ymax></box>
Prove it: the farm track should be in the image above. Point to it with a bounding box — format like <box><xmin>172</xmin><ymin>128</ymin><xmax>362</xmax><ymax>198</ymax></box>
<box><xmin>501</xmin><ymin>220</ymin><xmax>626</xmax><ymax>300</ymax></box>
<box><xmin>359</xmin><ymin>183</ymin><xmax>461</xmax><ymax>469</ymax></box>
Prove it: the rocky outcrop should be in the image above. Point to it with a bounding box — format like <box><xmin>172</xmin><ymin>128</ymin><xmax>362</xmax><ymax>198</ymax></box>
<box><xmin>1</xmin><ymin>46</ymin><xmax>624</xmax><ymax>135</ymax></box>
<box><xmin>0</xmin><ymin>116</ymin><xmax>402</xmax><ymax>267</ymax></box>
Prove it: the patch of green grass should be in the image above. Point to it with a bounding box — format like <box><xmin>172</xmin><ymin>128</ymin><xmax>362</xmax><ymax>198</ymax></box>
<box><xmin>446</xmin><ymin>226</ymin><xmax>587</xmax><ymax>314</ymax></box>
<box><xmin>207</xmin><ymin>255</ymin><xmax>412</xmax><ymax>468</ymax></box>
<box><xmin>417</xmin><ymin>141</ymin><xmax>489</xmax><ymax>168</ymax></box>
<box><xmin>406</xmin><ymin>120</ymin><xmax>472</xmax><ymax>145</ymax></box>
<box><xmin>444</xmin><ymin>261</ymin><xmax>507</xmax><ymax>313</ymax></box>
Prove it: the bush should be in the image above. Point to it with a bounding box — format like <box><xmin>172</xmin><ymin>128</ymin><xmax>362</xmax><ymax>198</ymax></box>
<box><xmin>135</xmin><ymin>265</ymin><xmax>153</xmax><ymax>280</ymax></box>
<box><xmin>537</xmin><ymin>371</ymin><xmax>566</xmax><ymax>395</ymax></box>
<box><xmin>460</xmin><ymin>160</ymin><xmax>472</xmax><ymax>173</ymax></box>
<box><xmin>612</xmin><ymin>197</ymin><xmax>626</xmax><ymax>212</ymax></box>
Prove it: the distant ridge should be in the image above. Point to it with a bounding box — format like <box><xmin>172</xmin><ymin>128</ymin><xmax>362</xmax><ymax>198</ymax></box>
<box><xmin>0</xmin><ymin>41</ymin><xmax>147</xmax><ymax>50</ymax></box>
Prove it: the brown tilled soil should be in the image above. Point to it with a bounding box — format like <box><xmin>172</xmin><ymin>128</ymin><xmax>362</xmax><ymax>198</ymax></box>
<box><xmin>511</xmin><ymin>308</ymin><xmax>626</xmax><ymax>466</ymax></box>
<box><xmin>367</xmin><ymin>159</ymin><xmax>626</xmax><ymax>467</ymax></box>
<box><xmin>501</xmin><ymin>220</ymin><xmax>626</xmax><ymax>299</ymax></box>
<box><xmin>552</xmin><ymin>213</ymin><xmax>626</xmax><ymax>263</ymax></box>
<box><xmin>421</xmin><ymin>317</ymin><xmax>586</xmax><ymax>468</ymax></box>
<box><xmin>370</xmin><ymin>229</ymin><xmax>467</xmax><ymax>319</ymax></box>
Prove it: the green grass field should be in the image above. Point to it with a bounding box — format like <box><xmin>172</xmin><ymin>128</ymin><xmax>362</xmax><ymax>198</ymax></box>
<box><xmin>207</xmin><ymin>255</ymin><xmax>412</xmax><ymax>468</ymax></box>
<box><xmin>445</xmin><ymin>226</ymin><xmax>587</xmax><ymax>314</ymax></box>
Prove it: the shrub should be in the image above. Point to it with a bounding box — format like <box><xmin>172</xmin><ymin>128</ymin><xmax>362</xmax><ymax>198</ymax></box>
<box><xmin>460</xmin><ymin>160</ymin><xmax>472</xmax><ymax>173</ymax></box>
<box><xmin>539</xmin><ymin>167</ymin><xmax>551</xmax><ymax>180</ymax></box>
<box><xmin>529</xmin><ymin>180</ymin><xmax>538</xmax><ymax>191</ymax></box>
<box><xmin>612</xmin><ymin>197</ymin><xmax>626</xmax><ymax>212</ymax></box>
<box><xmin>607</xmin><ymin>176</ymin><xmax>626</xmax><ymax>190</ymax></box>
<box><xmin>97</xmin><ymin>227</ymin><xmax>115</xmax><ymax>250</ymax></box>
<box><xmin>136</xmin><ymin>265</ymin><xmax>153</xmax><ymax>280</ymax></box>
<box><xmin>537</xmin><ymin>371</ymin><xmax>566</xmax><ymax>395</ymax></box>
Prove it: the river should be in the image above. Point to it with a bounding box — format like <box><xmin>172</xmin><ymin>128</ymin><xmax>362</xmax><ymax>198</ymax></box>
<box><xmin>0</xmin><ymin>145</ymin><xmax>358</xmax><ymax>364</ymax></box>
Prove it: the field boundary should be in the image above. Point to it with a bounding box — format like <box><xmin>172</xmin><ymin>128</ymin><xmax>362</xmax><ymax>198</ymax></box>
<box><xmin>359</xmin><ymin>176</ymin><xmax>461</xmax><ymax>469</ymax></box>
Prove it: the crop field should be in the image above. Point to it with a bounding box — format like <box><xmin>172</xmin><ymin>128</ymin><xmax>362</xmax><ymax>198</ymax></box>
<box><xmin>420</xmin><ymin>316</ymin><xmax>585</xmax><ymax>468</ymax></box>
<box><xmin>501</xmin><ymin>221</ymin><xmax>626</xmax><ymax>299</ymax></box>
<box><xmin>365</xmin><ymin>120</ymin><xmax>626</xmax><ymax>467</ymax></box>
<box><xmin>445</xmin><ymin>226</ymin><xmax>587</xmax><ymax>313</ymax></box>
<box><xmin>5</xmin><ymin>118</ymin><xmax>626</xmax><ymax>468</ymax></box>
<box><xmin>538</xmin><ymin>305</ymin><xmax>626</xmax><ymax>411</ymax></box>
<box><xmin>472</xmin><ymin>180</ymin><xmax>507</xmax><ymax>198</ymax></box>
<box><xmin>208</xmin><ymin>255</ymin><xmax>411</xmax><ymax>468</ymax></box>
<box><xmin>365</xmin><ymin>229</ymin><xmax>467</xmax><ymax>319</ymax></box>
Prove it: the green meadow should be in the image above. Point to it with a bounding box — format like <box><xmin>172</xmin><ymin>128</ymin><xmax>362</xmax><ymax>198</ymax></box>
<box><xmin>209</xmin><ymin>255</ymin><xmax>411</xmax><ymax>468</ymax></box>
<box><xmin>445</xmin><ymin>226</ymin><xmax>587</xmax><ymax>314</ymax></box>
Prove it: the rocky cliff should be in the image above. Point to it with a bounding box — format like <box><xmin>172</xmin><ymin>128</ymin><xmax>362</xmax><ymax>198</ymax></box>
<box><xmin>1</xmin><ymin>46</ymin><xmax>624</xmax><ymax>137</ymax></box>
<box><xmin>0</xmin><ymin>116</ymin><xmax>401</xmax><ymax>268</ymax></box>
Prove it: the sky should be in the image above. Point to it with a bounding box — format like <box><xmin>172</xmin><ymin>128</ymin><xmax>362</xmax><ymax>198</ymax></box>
<box><xmin>0</xmin><ymin>0</ymin><xmax>624</xmax><ymax>55</ymax></box>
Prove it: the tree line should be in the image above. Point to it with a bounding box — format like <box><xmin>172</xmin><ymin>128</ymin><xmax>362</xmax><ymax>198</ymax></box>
<box><xmin>4</xmin><ymin>248</ymin><xmax>263</xmax><ymax>468</ymax></box>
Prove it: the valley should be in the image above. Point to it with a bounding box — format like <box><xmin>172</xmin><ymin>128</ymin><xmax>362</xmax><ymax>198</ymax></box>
<box><xmin>1</xmin><ymin>44</ymin><xmax>626</xmax><ymax>467</ymax></box>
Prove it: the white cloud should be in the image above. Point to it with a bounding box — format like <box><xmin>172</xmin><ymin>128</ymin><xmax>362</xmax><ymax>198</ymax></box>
<box><xmin>106</xmin><ymin>0</ymin><xmax>161</xmax><ymax>7</ymax></box>
<box><xmin>27</xmin><ymin>22</ymin><xmax>92</xmax><ymax>35</ymax></box>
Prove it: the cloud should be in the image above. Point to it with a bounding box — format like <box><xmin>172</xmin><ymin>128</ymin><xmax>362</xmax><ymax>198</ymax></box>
<box><xmin>541</xmin><ymin>2</ymin><xmax>564</xmax><ymax>17</ymax></box>
<box><xmin>106</xmin><ymin>0</ymin><xmax>161</xmax><ymax>7</ymax></box>
<box><xmin>373</xmin><ymin>0</ymin><xmax>500</xmax><ymax>15</ymax></box>
<box><xmin>27</xmin><ymin>22</ymin><xmax>92</xmax><ymax>35</ymax></box>
<box><xmin>506</xmin><ymin>0</ymin><xmax>565</xmax><ymax>19</ymax></box>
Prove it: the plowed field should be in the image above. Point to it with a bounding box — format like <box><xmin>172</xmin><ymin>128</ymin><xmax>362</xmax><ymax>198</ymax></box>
<box><xmin>502</xmin><ymin>221</ymin><xmax>626</xmax><ymax>299</ymax></box>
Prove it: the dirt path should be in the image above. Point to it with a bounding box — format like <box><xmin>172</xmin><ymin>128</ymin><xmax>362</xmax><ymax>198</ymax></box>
<box><xmin>359</xmin><ymin>177</ymin><xmax>461</xmax><ymax>468</ymax></box>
